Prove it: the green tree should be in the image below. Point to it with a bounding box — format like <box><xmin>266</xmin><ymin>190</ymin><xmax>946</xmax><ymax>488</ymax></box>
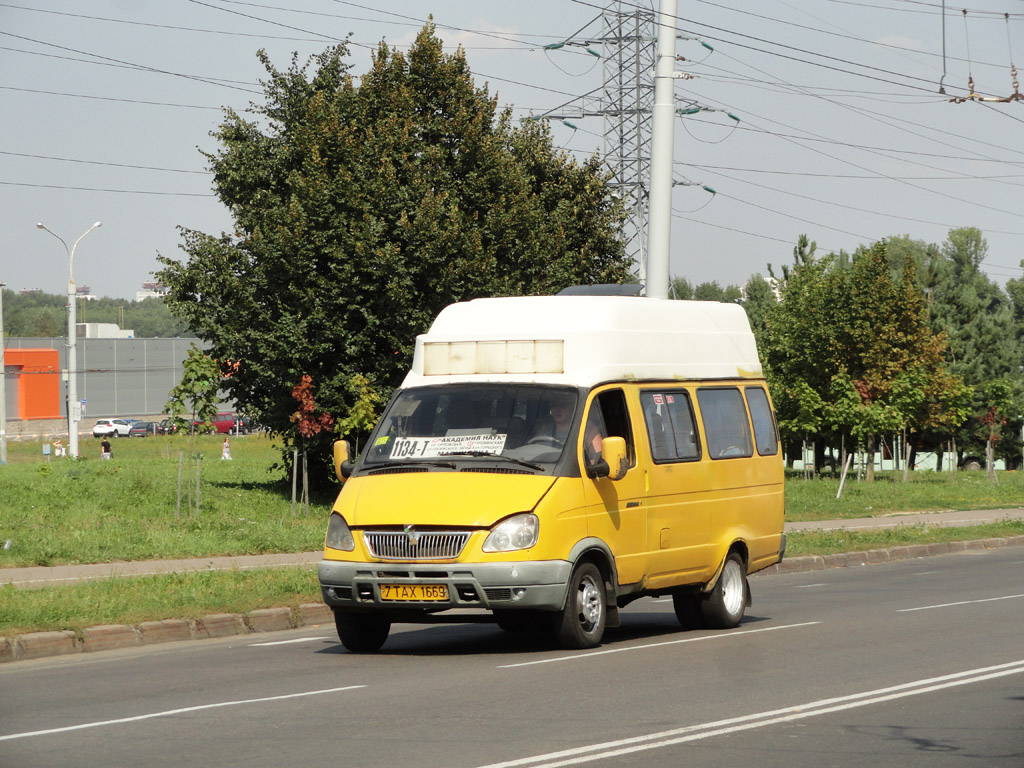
<box><xmin>761</xmin><ymin>240</ymin><xmax>965</xmax><ymax>476</ymax></box>
<box><xmin>156</xmin><ymin>27</ymin><xmax>630</xmax><ymax>486</ymax></box>
<box><xmin>928</xmin><ymin>228</ymin><xmax>1020</xmax><ymax>463</ymax></box>
<box><xmin>164</xmin><ymin>345</ymin><xmax>221</xmax><ymax>433</ymax></box>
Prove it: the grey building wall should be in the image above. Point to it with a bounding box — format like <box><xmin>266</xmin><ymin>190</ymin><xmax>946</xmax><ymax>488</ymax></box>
<box><xmin>3</xmin><ymin>337</ymin><xmax>207</xmax><ymax>420</ymax></box>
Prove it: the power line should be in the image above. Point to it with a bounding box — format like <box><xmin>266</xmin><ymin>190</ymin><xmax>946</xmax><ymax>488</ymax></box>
<box><xmin>0</xmin><ymin>150</ymin><xmax>209</xmax><ymax>175</ymax></box>
<box><xmin>0</xmin><ymin>84</ymin><xmax>222</xmax><ymax>110</ymax></box>
<box><xmin>0</xmin><ymin>180</ymin><xmax>214</xmax><ymax>197</ymax></box>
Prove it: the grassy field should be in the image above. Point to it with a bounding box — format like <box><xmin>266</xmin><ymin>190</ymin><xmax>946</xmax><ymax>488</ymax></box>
<box><xmin>0</xmin><ymin>433</ymin><xmax>331</xmax><ymax>568</ymax></box>
<box><xmin>1</xmin><ymin>436</ymin><xmax>1021</xmax><ymax>636</ymax></box>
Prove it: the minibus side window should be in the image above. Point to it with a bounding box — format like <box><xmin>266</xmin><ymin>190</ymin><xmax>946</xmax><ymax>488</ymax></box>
<box><xmin>744</xmin><ymin>386</ymin><xmax>779</xmax><ymax>456</ymax></box>
<box><xmin>640</xmin><ymin>390</ymin><xmax>700</xmax><ymax>463</ymax></box>
<box><xmin>696</xmin><ymin>387</ymin><xmax>753</xmax><ymax>459</ymax></box>
<box><xmin>586</xmin><ymin>389</ymin><xmax>635</xmax><ymax>467</ymax></box>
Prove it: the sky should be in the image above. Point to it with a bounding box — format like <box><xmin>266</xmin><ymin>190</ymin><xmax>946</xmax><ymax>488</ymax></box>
<box><xmin>2</xmin><ymin>0</ymin><xmax>1023</xmax><ymax>301</ymax></box>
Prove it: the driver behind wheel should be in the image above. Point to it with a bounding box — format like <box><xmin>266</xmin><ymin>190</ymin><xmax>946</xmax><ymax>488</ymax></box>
<box><xmin>531</xmin><ymin>392</ymin><xmax>576</xmax><ymax>445</ymax></box>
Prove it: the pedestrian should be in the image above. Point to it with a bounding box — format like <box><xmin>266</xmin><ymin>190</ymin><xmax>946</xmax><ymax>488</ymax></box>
<box><xmin>53</xmin><ymin>439</ymin><xmax>65</xmax><ymax>457</ymax></box>
<box><xmin>221</xmin><ymin>437</ymin><xmax>232</xmax><ymax>460</ymax></box>
<box><xmin>100</xmin><ymin>437</ymin><xmax>112</xmax><ymax>460</ymax></box>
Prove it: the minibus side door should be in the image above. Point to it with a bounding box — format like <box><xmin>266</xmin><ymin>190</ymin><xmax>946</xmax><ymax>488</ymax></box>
<box><xmin>638</xmin><ymin>388</ymin><xmax>713</xmax><ymax>588</ymax></box>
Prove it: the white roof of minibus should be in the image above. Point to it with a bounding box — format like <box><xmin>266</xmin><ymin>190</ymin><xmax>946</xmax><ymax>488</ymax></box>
<box><xmin>402</xmin><ymin>296</ymin><xmax>763</xmax><ymax>389</ymax></box>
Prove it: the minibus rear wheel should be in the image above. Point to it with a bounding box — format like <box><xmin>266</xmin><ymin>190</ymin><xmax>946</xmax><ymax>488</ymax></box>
<box><xmin>552</xmin><ymin>562</ymin><xmax>606</xmax><ymax>649</ymax></box>
<box><xmin>701</xmin><ymin>552</ymin><xmax>747</xmax><ymax>629</ymax></box>
<box><xmin>672</xmin><ymin>591</ymin><xmax>705</xmax><ymax>630</ymax></box>
<box><xmin>334</xmin><ymin>610</ymin><xmax>391</xmax><ymax>652</ymax></box>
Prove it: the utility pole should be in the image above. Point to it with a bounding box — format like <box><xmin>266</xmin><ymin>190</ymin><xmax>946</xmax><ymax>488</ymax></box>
<box><xmin>0</xmin><ymin>281</ymin><xmax>7</xmax><ymax>465</ymax></box>
<box><xmin>645</xmin><ymin>0</ymin><xmax>678</xmax><ymax>300</ymax></box>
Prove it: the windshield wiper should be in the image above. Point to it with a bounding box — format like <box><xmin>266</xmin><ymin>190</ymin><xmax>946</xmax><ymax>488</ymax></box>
<box><xmin>441</xmin><ymin>451</ymin><xmax>544</xmax><ymax>472</ymax></box>
<box><xmin>371</xmin><ymin>460</ymin><xmax>457</xmax><ymax>470</ymax></box>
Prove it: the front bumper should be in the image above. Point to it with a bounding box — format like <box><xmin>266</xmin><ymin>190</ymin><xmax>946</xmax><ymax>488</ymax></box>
<box><xmin>318</xmin><ymin>558</ymin><xmax>572</xmax><ymax>612</ymax></box>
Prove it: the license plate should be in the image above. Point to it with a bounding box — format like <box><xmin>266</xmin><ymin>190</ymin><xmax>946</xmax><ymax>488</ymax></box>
<box><xmin>379</xmin><ymin>584</ymin><xmax>449</xmax><ymax>601</ymax></box>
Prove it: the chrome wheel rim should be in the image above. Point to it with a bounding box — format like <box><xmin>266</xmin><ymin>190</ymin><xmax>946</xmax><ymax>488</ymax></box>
<box><xmin>721</xmin><ymin>560</ymin><xmax>744</xmax><ymax>617</ymax></box>
<box><xmin>577</xmin><ymin>574</ymin><xmax>603</xmax><ymax>631</ymax></box>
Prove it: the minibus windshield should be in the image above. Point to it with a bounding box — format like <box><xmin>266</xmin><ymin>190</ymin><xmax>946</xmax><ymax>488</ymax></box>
<box><xmin>362</xmin><ymin>384</ymin><xmax>579</xmax><ymax>469</ymax></box>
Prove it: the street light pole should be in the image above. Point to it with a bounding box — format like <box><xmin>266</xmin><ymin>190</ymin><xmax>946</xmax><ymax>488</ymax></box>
<box><xmin>36</xmin><ymin>221</ymin><xmax>102</xmax><ymax>459</ymax></box>
<box><xmin>0</xmin><ymin>281</ymin><xmax>7</xmax><ymax>465</ymax></box>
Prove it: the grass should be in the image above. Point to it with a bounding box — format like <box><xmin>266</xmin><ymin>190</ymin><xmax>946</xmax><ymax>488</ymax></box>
<box><xmin>0</xmin><ymin>566</ymin><xmax>323</xmax><ymax>637</ymax></box>
<box><xmin>782</xmin><ymin>468</ymin><xmax>1024</xmax><ymax>522</ymax></box>
<box><xmin>1</xmin><ymin>440</ymin><xmax>1022</xmax><ymax>637</ymax></box>
<box><xmin>0</xmin><ymin>433</ymin><xmax>331</xmax><ymax>568</ymax></box>
<box><xmin>787</xmin><ymin>520</ymin><xmax>1024</xmax><ymax>556</ymax></box>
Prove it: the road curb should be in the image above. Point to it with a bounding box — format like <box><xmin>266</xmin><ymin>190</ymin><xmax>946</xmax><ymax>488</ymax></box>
<box><xmin>0</xmin><ymin>603</ymin><xmax>332</xmax><ymax>664</ymax></box>
<box><xmin>757</xmin><ymin>534</ymin><xmax>1024</xmax><ymax>577</ymax></box>
<box><xmin>3</xmin><ymin>536</ymin><xmax>1023</xmax><ymax>664</ymax></box>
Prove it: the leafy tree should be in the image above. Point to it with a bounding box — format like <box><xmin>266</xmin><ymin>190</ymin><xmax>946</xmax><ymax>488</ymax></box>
<box><xmin>164</xmin><ymin>345</ymin><xmax>221</xmax><ymax>433</ymax></box>
<box><xmin>669</xmin><ymin>276</ymin><xmax>694</xmax><ymax>300</ymax></box>
<box><xmin>1</xmin><ymin>289</ymin><xmax>188</xmax><ymax>337</ymax></box>
<box><xmin>156</xmin><ymin>26</ymin><xmax>630</xmax><ymax>486</ymax></box>
<box><xmin>668</xmin><ymin>277</ymin><xmax>741</xmax><ymax>303</ymax></box>
<box><xmin>740</xmin><ymin>274</ymin><xmax>777</xmax><ymax>344</ymax></box>
<box><xmin>335</xmin><ymin>373</ymin><xmax>383</xmax><ymax>454</ymax></box>
<box><xmin>761</xmin><ymin>239</ymin><xmax>965</xmax><ymax>476</ymax></box>
<box><xmin>928</xmin><ymin>228</ymin><xmax>1020</xmax><ymax>462</ymax></box>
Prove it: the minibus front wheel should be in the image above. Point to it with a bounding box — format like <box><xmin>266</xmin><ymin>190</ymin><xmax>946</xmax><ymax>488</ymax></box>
<box><xmin>334</xmin><ymin>610</ymin><xmax>391</xmax><ymax>653</ymax></box>
<box><xmin>553</xmin><ymin>562</ymin><xmax>606</xmax><ymax>649</ymax></box>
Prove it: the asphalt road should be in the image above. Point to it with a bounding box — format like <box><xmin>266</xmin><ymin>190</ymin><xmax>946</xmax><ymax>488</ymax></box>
<box><xmin>2</xmin><ymin>547</ymin><xmax>1023</xmax><ymax>768</ymax></box>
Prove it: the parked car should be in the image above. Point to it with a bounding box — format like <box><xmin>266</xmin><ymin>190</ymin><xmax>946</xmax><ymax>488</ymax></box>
<box><xmin>129</xmin><ymin>421</ymin><xmax>157</xmax><ymax>437</ymax></box>
<box><xmin>157</xmin><ymin>419</ymin><xmax>178</xmax><ymax>435</ymax></box>
<box><xmin>92</xmin><ymin>418</ymin><xmax>132</xmax><ymax>438</ymax></box>
<box><xmin>193</xmin><ymin>412</ymin><xmax>241</xmax><ymax>434</ymax></box>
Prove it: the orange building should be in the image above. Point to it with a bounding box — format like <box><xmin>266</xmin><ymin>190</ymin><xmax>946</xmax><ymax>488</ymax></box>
<box><xmin>5</xmin><ymin>349</ymin><xmax>61</xmax><ymax>420</ymax></box>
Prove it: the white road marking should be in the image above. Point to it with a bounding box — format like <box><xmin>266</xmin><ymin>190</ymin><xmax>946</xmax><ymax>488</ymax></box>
<box><xmin>249</xmin><ymin>636</ymin><xmax>331</xmax><ymax>646</ymax></box>
<box><xmin>911</xmin><ymin>571</ymin><xmax>939</xmax><ymax>576</ymax></box>
<box><xmin>497</xmin><ymin>622</ymin><xmax>820</xmax><ymax>669</ymax></box>
<box><xmin>475</xmin><ymin>660</ymin><xmax>1024</xmax><ymax>768</ymax></box>
<box><xmin>794</xmin><ymin>583</ymin><xmax>828</xmax><ymax>588</ymax></box>
<box><xmin>0</xmin><ymin>685</ymin><xmax>366</xmax><ymax>742</ymax></box>
<box><xmin>897</xmin><ymin>592</ymin><xmax>1024</xmax><ymax>612</ymax></box>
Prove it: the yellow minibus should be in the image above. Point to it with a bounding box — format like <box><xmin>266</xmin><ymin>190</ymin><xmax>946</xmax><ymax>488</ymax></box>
<box><xmin>319</xmin><ymin>294</ymin><xmax>785</xmax><ymax>651</ymax></box>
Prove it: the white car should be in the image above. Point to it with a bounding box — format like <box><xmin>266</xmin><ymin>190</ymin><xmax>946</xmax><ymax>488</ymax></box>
<box><xmin>92</xmin><ymin>419</ymin><xmax>132</xmax><ymax>438</ymax></box>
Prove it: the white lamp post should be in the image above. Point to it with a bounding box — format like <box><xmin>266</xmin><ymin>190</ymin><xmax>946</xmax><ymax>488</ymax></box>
<box><xmin>0</xmin><ymin>280</ymin><xmax>6</xmax><ymax>465</ymax></box>
<box><xmin>36</xmin><ymin>221</ymin><xmax>102</xmax><ymax>459</ymax></box>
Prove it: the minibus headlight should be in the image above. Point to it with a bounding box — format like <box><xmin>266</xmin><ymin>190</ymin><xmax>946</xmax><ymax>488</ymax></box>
<box><xmin>325</xmin><ymin>512</ymin><xmax>355</xmax><ymax>551</ymax></box>
<box><xmin>482</xmin><ymin>513</ymin><xmax>539</xmax><ymax>553</ymax></box>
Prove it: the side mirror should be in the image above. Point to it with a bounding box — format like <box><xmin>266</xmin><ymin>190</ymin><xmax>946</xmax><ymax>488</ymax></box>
<box><xmin>333</xmin><ymin>439</ymin><xmax>355</xmax><ymax>481</ymax></box>
<box><xmin>585</xmin><ymin>436</ymin><xmax>628</xmax><ymax>481</ymax></box>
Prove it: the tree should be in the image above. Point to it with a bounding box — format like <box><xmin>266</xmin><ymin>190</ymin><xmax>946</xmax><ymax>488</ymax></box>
<box><xmin>156</xmin><ymin>27</ymin><xmax>631</xmax><ymax>486</ymax></box>
<box><xmin>760</xmin><ymin>239</ymin><xmax>965</xmax><ymax>476</ymax></box>
<box><xmin>928</xmin><ymin>228</ymin><xmax>1020</xmax><ymax>463</ymax></box>
<box><xmin>164</xmin><ymin>344</ymin><xmax>221</xmax><ymax>432</ymax></box>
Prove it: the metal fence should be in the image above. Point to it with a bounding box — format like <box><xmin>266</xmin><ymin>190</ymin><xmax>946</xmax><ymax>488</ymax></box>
<box><xmin>3</xmin><ymin>337</ymin><xmax>205</xmax><ymax>420</ymax></box>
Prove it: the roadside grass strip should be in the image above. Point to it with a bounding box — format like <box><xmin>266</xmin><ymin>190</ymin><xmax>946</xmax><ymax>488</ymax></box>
<box><xmin>474</xmin><ymin>660</ymin><xmax>1024</xmax><ymax>768</ymax></box>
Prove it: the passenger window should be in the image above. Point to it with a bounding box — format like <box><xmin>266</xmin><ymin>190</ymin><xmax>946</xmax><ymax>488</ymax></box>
<box><xmin>696</xmin><ymin>388</ymin><xmax>753</xmax><ymax>459</ymax></box>
<box><xmin>745</xmin><ymin>386</ymin><xmax>779</xmax><ymax>456</ymax></box>
<box><xmin>640</xmin><ymin>390</ymin><xmax>700</xmax><ymax>462</ymax></box>
<box><xmin>584</xmin><ymin>389</ymin><xmax>635</xmax><ymax>468</ymax></box>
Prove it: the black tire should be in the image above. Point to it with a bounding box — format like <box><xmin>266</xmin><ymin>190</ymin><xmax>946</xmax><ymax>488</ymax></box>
<box><xmin>552</xmin><ymin>562</ymin><xmax>606</xmax><ymax>649</ymax></box>
<box><xmin>334</xmin><ymin>611</ymin><xmax>391</xmax><ymax>652</ymax></box>
<box><xmin>672</xmin><ymin>591</ymin><xmax>705</xmax><ymax>630</ymax></box>
<box><xmin>701</xmin><ymin>552</ymin><xmax>747</xmax><ymax>629</ymax></box>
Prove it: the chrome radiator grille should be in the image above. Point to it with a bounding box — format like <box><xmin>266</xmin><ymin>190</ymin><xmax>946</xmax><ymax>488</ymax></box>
<box><xmin>363</xmin><ymin>531</ymin><xmax>470</xmax><ymax>561</ymax></box>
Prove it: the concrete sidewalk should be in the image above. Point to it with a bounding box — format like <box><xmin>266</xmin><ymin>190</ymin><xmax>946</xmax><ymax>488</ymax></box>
<box><xmin>2</xmin><ymin>507</ymin><xmax>1021</xmax><ymax>590</ymax></box>
<box><xmin>784</xmin><ymin>507</ymin><xmax>1024</xmax><ymax>532</ymax></box>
